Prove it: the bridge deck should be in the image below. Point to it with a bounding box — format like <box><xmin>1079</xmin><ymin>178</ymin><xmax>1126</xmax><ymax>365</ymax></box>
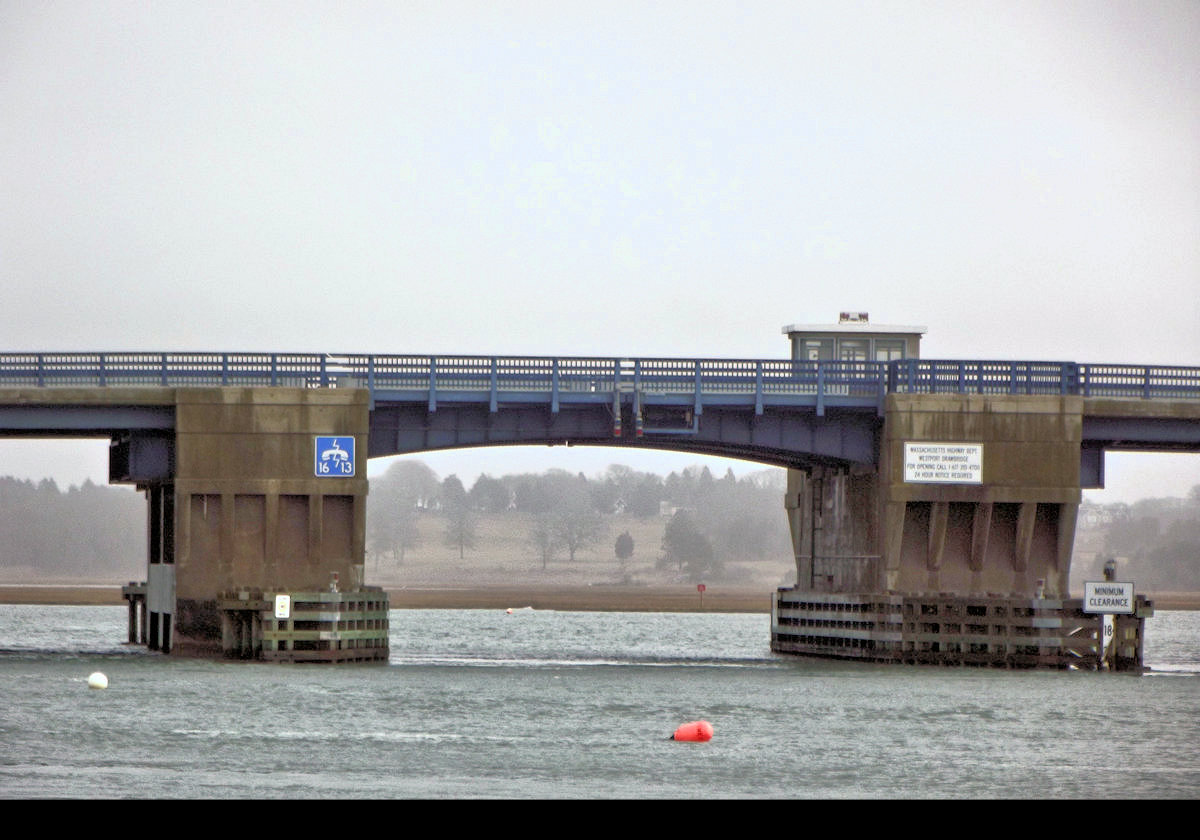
<box><xmin>0</xmin><ymin>354</ymin><xmax>1197</xmax><ymax>464</ymax></box>
<box><xmin>3</xmin><ymin>353</ymin><xmax>1198</xmax><ymax>405</ymax></box>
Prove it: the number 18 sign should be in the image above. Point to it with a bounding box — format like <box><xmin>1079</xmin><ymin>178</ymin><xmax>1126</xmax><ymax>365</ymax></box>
<box><xmin>315</xmin><ymin>436</ymin><xmax>355</xmax><ymax>477</ymax></box>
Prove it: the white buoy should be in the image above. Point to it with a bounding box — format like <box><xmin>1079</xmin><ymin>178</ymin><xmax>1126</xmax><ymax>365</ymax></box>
<box><xmin>87</xmin><ymin>671</ymin><xmax>108</xmax><ymax>690</ymax></box>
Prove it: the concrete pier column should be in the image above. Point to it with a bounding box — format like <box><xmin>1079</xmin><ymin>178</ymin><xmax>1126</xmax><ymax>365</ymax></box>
<box><xmin>787</xmin><ymin>465</ymin><xmax>881</xmax><ymax>592</ymax></box>
<box><xmin>1013</xmin><ymin>501</ymin><xmax>1037</xmax><ymax>595</ymax></box>
<box><xmin>1053</xmin><ymin>503</ymin><xmax>1078</xmax><ymax>596</ymax></box>
<box><xmin>882</xmin><ymin>500</ymin><xmax>905</xmax><ymax>591</ymax></box>
<box><xmin>926</xmin><ymin>501</ymin><xmax>948</xmax><ymax>591</ymax></box>
<box><xmin>969</xmin><ymin>502</ymin><xmax>992</xmax><ymax>595</ymax></box>
<box><xmin>784</xmin><ymin>469</ymin><xmax>808</xmax><ymax>588</ymax></box>
<box><xmin>772</xmin><ymin>390</ymin><xmax>1154</xmax><ymax>670</ymax></box>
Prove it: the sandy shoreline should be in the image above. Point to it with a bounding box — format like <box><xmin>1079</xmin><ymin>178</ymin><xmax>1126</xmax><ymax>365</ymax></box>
<box><xmin>2</xmin><ymin>584</ymin><xmax>1198</xmax><ymax>612</ymax></box>
<box><xmin>0</xmin><ymin>583</ymin><xmax>774</xmax><ymax>613</ymax></box>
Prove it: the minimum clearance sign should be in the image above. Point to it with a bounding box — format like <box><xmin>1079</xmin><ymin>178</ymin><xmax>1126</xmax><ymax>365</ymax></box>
<box><xmin>1084</xmin><ymin>581</ymin><xmax>1135</xmax><ymax>614</ymax></box>
<box><xmin>903</xmin><ymin>443</ymin><xmax>983</xmax><ymax>484</ymax></box>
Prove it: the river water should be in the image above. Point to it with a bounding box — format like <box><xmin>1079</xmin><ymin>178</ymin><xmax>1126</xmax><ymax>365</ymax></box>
<box><xmin>0</xmin><ymin>605</ymin><xmax>1196</xmax><ymax>799</ymax></box>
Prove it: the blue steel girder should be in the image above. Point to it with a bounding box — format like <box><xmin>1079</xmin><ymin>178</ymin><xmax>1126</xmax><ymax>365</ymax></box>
<box><xmin>1078</xmin><ymin>410</ymin><xmax>1200</xmax><ymax>488</ymax></box>
<box><xmin>367</xmin><ymin>396</ymin><xmax>881</xmax><ymax>469</ymax></box>
<box><xmin>0</xmin><ymin>403</ymin><xmax>174</xmax><ymax>435</ymax></box>
<box><xmin>1081</xmin><ymin>415</ymin><xmax>1200</xmax><ymax>451</ymax></box>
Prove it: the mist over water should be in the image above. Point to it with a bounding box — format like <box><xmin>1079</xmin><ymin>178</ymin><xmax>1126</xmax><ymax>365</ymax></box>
<box><xmin>1</xmin><ymin>606</ymin><xmax>1196</xmax><ymax>799</ymax></box>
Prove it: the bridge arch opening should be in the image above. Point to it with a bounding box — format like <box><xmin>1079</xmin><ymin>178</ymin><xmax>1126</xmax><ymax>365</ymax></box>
<box><xmin>362</xmin><ymin>443</ymin><xmax>798</xmax><ymax>597</ymax></box>
<box><xmin>0</xmin><ymin>438</ymin><xmax>114</xmax><ymax>492</ymax></box>
<box><xmin>0</xmin><ymin>437</ymin><xmax>145</xmax><ymax>586</ymax></box>
<box><xmin>1073</xmin><ymin>451</ymin><xmax>1200</xmax><ymax>595</ymax></box>
<box><xmin>1083</xmin><ymin>452</ymin><xmax>1200</xmax><ymax>506</ymax></box>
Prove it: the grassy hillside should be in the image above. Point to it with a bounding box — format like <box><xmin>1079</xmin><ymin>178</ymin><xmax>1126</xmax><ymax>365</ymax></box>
<box><xmin>364</xmin><ymin>509</ymin><xmax>796</xmax><ymax>590</ymax></box>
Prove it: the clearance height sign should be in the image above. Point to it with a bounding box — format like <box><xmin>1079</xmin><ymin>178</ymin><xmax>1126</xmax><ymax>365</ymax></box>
<box><xmin>1083</xmin><ymin>581</ymin><xmax>1135</xmax><ymax>614</ymax></box>
<box><xmin>903</xmin><ymin>443</ymin><xmax>983</xmax><ymax>484</ymax></box>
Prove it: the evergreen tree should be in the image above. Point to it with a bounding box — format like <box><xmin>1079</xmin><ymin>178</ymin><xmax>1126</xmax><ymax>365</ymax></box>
<box><xmin>660</xmin><ymin>509</ymin><xmax>717</xmax><ymax>581</ymax></box>
<box><xmin>615</xmin><ymin>530</ymin><xmax>634</xmax><ymax>579</ymax></box>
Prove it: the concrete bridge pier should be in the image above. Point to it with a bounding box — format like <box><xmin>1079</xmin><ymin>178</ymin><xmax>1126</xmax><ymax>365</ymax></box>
<box><xmin>120</xmin><ymin>387</ymin><xmax>386</xmax><ymax>659</ymax></box>
<box><xmin>774</xmin><ymin>394</ymin><xmax>1144</xmax><ymax>669</ymax></box>
<box><xmin>880</xmin><ymin>394</ymin><xmax>1080</xmax><ymax>599</ymax></box>
<box><xmin>785</xmin><ymin>394</ymin><xmax>1081</xmax><ymax>598</ymax></box>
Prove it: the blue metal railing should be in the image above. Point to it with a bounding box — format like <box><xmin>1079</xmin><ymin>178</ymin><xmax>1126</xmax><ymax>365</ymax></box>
<box><xmin>0</xmin><ymin>353</ymin><xmax>331</xmax><ymax>388</ymax></box>
<box><xmin>2</xmin><ymin>353</ymin><xmax>1199</xmax><ymax>404</ymax></box>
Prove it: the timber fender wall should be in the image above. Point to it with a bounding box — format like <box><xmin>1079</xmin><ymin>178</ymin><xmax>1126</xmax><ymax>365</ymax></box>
<box><xmin>218</xmin><ymin>589</ymin><xmax>390</xmax><ymax>663</ymax></box>
<box><xmin>771</xmin><ymin>589</ymin><xmax>1151</xmax><ymax>670</ymax></box>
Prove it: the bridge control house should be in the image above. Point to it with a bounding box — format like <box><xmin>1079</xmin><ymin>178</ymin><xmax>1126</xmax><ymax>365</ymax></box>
<box><xmin>782</xmin><ymin>311</ymin><xmax>924</xmax><ymax>362</ymax></box>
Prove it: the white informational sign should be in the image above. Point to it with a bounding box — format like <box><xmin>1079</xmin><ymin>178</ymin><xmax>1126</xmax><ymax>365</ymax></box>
<box><xmin>274</xmin><ymin>594</ymin><xmax>291</xmax><ymax>620</ymax></box>
<box><xmin>314</xmin><ymin>436</ymin><xmax>355</xmax><ymax>477</ymax></box>
<box><xmin>903</xmin><ymin>442</ymin><xmax>983</xmax><ymax>484</ymax></box>
<box><xmin>1083</xmin><ymin>581</ymin><xmax>1135</xmax><ymax>614</ymax></box>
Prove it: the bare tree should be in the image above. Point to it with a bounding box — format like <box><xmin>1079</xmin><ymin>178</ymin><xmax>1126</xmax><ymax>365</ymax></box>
<box><xmin>552</xmin><ymin>479</ymin><xmax>607</xmax><ymax>562</ymax></box>
<box><xmin>528</xmin><ymin>512</ymin><xmax>559</xmax><ymax>570</ymax></box>
<box><xmin>367</xmin><ymin>459</ymin><xmax>438</xmax><ymax>566</ymax></box>
<box><xmin>441</xmin><ymin>474</ymin><xmax>476</xmax><ymax>559</ymax></box>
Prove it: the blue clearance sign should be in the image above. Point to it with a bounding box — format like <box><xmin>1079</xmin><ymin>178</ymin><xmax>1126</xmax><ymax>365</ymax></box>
<box><xmin>314</xmin><ymin>436</ymin><xmax>355</xmax><ymax>477</ymax></box>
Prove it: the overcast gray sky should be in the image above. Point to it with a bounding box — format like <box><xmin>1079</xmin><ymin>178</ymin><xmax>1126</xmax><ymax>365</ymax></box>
<box><xmin>1</xmin><ymin>1</ymin><xmax>1197</xmax><ymax>501</ymax></box>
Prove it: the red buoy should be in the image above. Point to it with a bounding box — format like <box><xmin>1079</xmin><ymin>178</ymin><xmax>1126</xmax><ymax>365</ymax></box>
<box><xmin>670</xmin><ymin>720</ymin><xmax>713</xmax><ymax>742</ymax></box>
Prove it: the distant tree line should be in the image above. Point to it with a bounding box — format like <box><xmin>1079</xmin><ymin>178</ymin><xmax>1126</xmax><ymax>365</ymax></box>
<box><xmin>1082</xmin><ymin>485</ymin><xmax>1200</xmax><ymax>590</ymax></box>
<box><xmin>4</xmin><ymin>469</ymin><xmax>1197</xmax><ymax>592</ymax></box>
<box><xmin>0</xmin><ymin>477</ymin><xmax>145</xmax><ymax>579</ymax></box>
<box><xmin>366</xmin><ymin>461</ymin><xmax>791</xmax><ymax>582</ymax></box>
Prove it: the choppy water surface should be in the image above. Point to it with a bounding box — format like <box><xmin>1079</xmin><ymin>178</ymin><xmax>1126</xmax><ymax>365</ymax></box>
<box><xmin>0</xmin><ymin>606</ymin><xmax>1196</xmax><ymax>798</ymax></box>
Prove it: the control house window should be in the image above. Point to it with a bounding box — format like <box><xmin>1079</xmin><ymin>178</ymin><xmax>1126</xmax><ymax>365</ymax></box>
<box><xmin>874</xmin><ymin>340</ymin><xmax>905</xmax><ymax>361</ymax></box>
<box><xmin>802</xmin><ymin>339</ymin><xmax>834</xmax><ymax>361</ymax></box>
<box><xmin>838</xmin><ymin>339</ymin><xmax>868</xmax><ymax>361</ymax></box>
